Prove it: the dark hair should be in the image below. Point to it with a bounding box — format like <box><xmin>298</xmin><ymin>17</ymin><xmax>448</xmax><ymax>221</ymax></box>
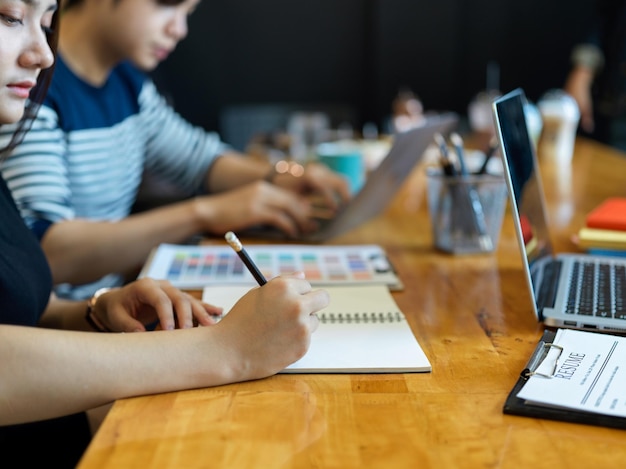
<box><xmin>64</xmin><ymin>0</ymin><xmax>189</xmax><ymax>10</ymax></box>
<box><xmin>0</xmin><ymin>10</ymin><xmax>60</xmax><ymax>159</ymax></box>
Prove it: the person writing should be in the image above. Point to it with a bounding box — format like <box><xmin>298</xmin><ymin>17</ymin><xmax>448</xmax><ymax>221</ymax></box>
<box><xmin>0</xmin><ymin>0</ymin><xmax>351</xmax><ymax>300</ymax></box>
<box><xmin>0</xmin><ymin>1</ymin><xmax>327</xmax><ymax>465</ymax></box>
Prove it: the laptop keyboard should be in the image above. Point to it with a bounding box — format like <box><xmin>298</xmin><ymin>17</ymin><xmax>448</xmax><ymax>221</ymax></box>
<box><xmin>535</xmin><ymin>260</ymin><xmax>561</xmax><ymax>312</ymax></box>
<box><xmin>565</xmin><ymin>260</ymin><xmax>626</xmax><ymax>319</ymax></box>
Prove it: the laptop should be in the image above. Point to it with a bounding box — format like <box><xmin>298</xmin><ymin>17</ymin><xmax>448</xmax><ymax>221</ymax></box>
<box><xmin>493</xmin><ymin>88</ymin><xmax>626</xmax><ymax>333</ymax></box>
<box><xmin>250</xmin><ymin>112</ymin><xmax>458</xmax><ymax>242</ymax></box>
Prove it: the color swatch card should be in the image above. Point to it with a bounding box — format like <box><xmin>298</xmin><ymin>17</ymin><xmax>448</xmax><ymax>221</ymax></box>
<box><xmin>140</xmin><ymin>243</ymin><xmax>403</xmax><ymax>290</ymax></box>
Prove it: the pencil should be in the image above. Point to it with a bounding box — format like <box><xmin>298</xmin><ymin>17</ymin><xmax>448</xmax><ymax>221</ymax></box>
<box><xmin>224</xmin><ymin>231</ymin><xmax>267</xmax><ymax>286</ymax></box>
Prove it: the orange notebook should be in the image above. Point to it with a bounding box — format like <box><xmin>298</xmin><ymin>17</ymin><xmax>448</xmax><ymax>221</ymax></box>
<box><xmin>586</xmin><ymin>197</ymin><xmax>626</xmax><ymax>231</ymax></box>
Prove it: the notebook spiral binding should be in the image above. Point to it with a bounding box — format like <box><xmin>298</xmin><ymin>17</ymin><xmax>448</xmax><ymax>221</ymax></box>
<box><xmin>319</xmin><ymin>311</ymin><xmax>404</xmax><ymax>324</ymax></box>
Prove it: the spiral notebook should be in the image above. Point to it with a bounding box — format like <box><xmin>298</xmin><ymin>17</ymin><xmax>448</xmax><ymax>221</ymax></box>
<box><xmin>202</xmin><ymin>284</ymin><xmax>431</xmax><ymax>373</ymax></box>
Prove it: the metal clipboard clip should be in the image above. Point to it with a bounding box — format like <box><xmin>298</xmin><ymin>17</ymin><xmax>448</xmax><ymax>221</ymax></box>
<box><xmin>521</xmin><ymin>342</ymin><xmax>564</xmax><ymax>379</ymax></box>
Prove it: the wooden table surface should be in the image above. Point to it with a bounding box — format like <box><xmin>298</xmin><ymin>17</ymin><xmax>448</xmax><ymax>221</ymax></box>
<box><xmin>78</xmin><ymin>137</ymin><xmax>626</xmax><ymax>468</ymax></box>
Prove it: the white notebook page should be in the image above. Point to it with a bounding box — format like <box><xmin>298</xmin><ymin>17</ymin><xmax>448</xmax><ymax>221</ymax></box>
<box><xmin>202</xmin><ymin>284</ymin><xmax>431</xmax><ymax>373</ymax></box>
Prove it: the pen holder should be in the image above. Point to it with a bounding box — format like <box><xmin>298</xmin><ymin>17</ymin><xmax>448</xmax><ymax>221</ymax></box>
<box><xmin>426</xmin><ymin>169</ymin><xmax>507</xmax><ymax>254</ymax></box>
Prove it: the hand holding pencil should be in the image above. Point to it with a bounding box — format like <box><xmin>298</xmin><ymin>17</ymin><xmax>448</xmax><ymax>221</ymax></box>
<box><xmin>214</xmin><ymin>231</ymin><xmax>329</xmax><ymax>377</ymax></box>
<box><xmin>225</xmin><ymin>231</ymin><xmax>267</xmax><ymax>285</ymax></box>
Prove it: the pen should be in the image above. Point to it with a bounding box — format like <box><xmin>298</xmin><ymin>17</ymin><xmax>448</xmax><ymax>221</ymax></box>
<box><xmin>477</xmin><ymin>137</ymin><xmax>499</xmax><ymax>175</ymax></box>
<box><xmin>434</xmin><ymin>132</ymin><xmax>461</xmax><ymax>178</ymax></box>
<box><xmin>434</xmin><ymin>132</ymin><xmax>449</xmax><ymax>157</ymax></box>
<box><xmin>450</xmin><ymin>133</ymin><xmax>469</xmax><ymax>176</ymax></box>
<box><xmin>433</xmin><ymin>133</ymin><xmax>462</xmax><ymax>242</ymax></box>
<box><xmin>448</xmin><ymin>133</ymin><xmax>493</xmax><ymax>251</ymax></box>
<box><xmin>224</xmin><ymin>231</ymin><xmax>267</xmax><ymax>286</ymax></box>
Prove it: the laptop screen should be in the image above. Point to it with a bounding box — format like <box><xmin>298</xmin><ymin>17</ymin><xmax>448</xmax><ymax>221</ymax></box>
<box><xmin>493</xmin><ymin>89</ymin><xmax>555</xmax><ymax>309</ymax></box>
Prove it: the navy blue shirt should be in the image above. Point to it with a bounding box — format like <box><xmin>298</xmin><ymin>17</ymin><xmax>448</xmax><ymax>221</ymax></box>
<box><xmin>45</xmin><ymin>58</ymin><xmax>143</xmax><ymax>131</ymax></box>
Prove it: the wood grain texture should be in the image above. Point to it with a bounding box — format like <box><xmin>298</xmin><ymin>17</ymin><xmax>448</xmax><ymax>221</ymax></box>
<box><xmin>78</xmin><ymin>137</ymin><xmax>626</xmax><ymax>469</ymax></box>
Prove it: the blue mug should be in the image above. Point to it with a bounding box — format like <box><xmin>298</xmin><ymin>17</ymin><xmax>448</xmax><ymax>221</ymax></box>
<box><xmin>316</xmin><ymin>143</ymin><xmax>365</xmax><ymax>194</ymax></box>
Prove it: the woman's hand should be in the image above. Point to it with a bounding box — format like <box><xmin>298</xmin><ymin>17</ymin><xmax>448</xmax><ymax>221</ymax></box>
<box><xmin>92</xmin><ymin>278</ymin><xmax>222</xmax><ymax>332</ymax></box>
<box><xmin>272</xmin><ymin>162</ymin><xmax>352</xmax><ymax>211</ymax></box>
<box><xmin>193</xmin><ymin>182</ymin><xmax>319</xmax><ymax>237</ymax></box>
<box><xmin>214</xmin><ymin>273</ymin><xmax>328</xmax><ymax>380</ymax></box>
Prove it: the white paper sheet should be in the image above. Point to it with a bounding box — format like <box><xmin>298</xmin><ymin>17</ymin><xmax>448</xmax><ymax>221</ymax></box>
<box><xmin>202</xmin><ymin>284</ymin><xmax>431</xmax><ymax>373</ymax></box>
<box><xmin>517</xmin><ymin>328</ymin><xmax>626</xmax><ymax>417</ymax></box>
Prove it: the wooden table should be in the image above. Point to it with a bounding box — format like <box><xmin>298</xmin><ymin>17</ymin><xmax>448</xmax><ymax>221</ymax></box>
<box><xmin>78</xmin><ymin>137</ymin><xmax>626</xmax><ymax>468</ymax></box>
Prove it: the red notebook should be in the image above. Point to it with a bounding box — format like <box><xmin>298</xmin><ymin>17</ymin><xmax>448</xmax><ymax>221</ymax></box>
<box><xmin>585</xmin><ymin>197</ymin><xmax>626</xmax><ymax>232</ymax></box>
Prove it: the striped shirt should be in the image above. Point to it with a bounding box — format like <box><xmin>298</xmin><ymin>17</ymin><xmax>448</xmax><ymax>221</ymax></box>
<box><xmin>0</xmin><ymin>57</ymin><xmax>228</xmax><ymax>299</ymax></box>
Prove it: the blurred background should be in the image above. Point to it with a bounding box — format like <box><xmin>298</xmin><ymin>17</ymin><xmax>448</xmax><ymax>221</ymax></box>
<box><xmin>151</xmin><ymin>0</ymin><xmax>595</xmax><ymax>151</ymax></box>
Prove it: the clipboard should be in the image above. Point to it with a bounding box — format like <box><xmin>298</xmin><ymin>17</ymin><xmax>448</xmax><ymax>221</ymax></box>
<box><xmin>503</xmin><ymin>329</ymin><xmax>626</xmax><ymax>430</ymax></box>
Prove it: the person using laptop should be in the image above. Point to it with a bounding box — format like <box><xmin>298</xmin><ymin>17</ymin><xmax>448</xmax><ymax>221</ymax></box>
<box><xmin>0</xmin><ymin>0</ymin><xmax>350</xmax><ymax>300</ymax></box>
<box><xmin>0</xmin><ymin>3</ymin><xmax>327</xmax><ymax>464</ymax></box>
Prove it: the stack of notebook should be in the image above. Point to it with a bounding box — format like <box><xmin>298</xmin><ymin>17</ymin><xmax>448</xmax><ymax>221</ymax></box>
<box><xmin>577</xmin><ymin>197</ymin><xmax>626</xmax><ymax>256</ymax></box>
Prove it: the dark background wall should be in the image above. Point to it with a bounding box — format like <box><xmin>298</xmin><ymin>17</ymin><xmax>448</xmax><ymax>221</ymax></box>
<box><xmin>152</xmin><ymin>0</ymin><xmax>597</xmax><ymax>150</ymax></box>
